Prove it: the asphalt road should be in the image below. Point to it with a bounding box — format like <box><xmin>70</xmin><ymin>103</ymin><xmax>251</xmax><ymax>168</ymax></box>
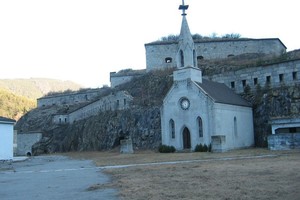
<box><xmin>0</xmin><ymin>156</ymin><xmax>119</xmax><ymax>200</ymax></box>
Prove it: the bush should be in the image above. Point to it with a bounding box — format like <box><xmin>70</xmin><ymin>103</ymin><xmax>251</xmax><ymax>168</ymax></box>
<box><xmin>195</xmin><ymin>143</ymin><xmax>212</xmax><ymax>152</ymax></box>
<box><xmin>158</xmin><ymin>145</ymin><xmax>176</xmax><ymax>153</ymax></box>
<box><xmin>194</xmin><ymin>144</ymin><xmax>204</xmax><ymax>152</ymax></box>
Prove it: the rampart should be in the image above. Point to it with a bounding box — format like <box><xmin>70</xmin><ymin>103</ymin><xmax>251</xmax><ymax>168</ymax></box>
<box><xmin>53</xmin><ymin>91</ymin><xmax>133</xmax><ymax>124</ymax></box>
<box><xmin>207</xmin><ymin>59</ymin><xmax>300</xmax><ymax>93</ymax></box>
<box><xmin>145</xmin><ymin>38</ymin><xmax>286</xmax><ymax>71</ymax></box>
<box><xmin>110</xmin><ymin>69</ymin><xmax>146</xmax><ymax>88</ymax></box>
<box><xmin>37</xmin><ymin>88</ymin><xmax>110</xmax><ymax>107</ymax></box>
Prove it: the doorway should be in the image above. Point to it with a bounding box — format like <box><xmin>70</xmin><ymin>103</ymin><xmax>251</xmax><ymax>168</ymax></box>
<box><xmin>183</xmin><ymin>127</ymin><xmax>191</xmax><ymax>149</ymax></box>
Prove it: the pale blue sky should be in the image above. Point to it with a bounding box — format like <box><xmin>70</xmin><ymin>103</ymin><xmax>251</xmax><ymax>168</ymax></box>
<box><xmin>0</xmin><ymin>0</ymin><xmax>299</xmax><ymax>88</ymax></box>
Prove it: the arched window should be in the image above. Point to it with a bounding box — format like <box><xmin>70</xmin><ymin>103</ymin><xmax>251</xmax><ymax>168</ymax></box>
<box><xmin>169</xmin><ymin>119</ymin><xmax>175</xmax><ymax>139</ymax></box>
<box><xmin>180</xmin><ymin>50</ymin><xmax>184</xmax><ymax>67</ymax></box>
<box><xmin>197</xmin><ymin>117</ymin><xmax>203</xmax><ymax>138</ymax></box>
<box><xmin>234</xmin><ymin>117</ymin><xmax>237</xmax><ymax>137</ymax></box>
<box><xmin>165</xmin><ymin>57</ymin><xmax>172</xmax><ymax>63</ymax></box>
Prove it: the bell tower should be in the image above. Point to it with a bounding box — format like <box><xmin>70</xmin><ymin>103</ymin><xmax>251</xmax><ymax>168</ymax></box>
<box><xmin>174</xmin><ymin>0</ymin><xmax>202</xmax><ymax>83</ymax></box>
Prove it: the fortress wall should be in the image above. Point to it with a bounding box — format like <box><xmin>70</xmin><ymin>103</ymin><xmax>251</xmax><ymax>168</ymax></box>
<box><xmin>67</xmin><ymin>91</ymin><xmax>133</xmax><ymax>123</ymax></box>
<box><xmin>37</xmin><ymin>89</ymin><xmax>103</xmax><ymax>107</ymax></box>
<box><xmin>145</xmin><ymin>43</ymin><xmax>178</xmax><ymax>71</ymax></box>
<box><xmin>145</xmin><ymin>39</ymin><xmax>286</xmax><ymax>70</ymax></box>
<box><xmin>195</xmin><ymin>39</ymin><xmax>286</xmax><ymax>60</ymax></box>
<box><xmin>208</xmin><ymin>59</ymin><xmax>300</xmax><ymax>93</ymax></box>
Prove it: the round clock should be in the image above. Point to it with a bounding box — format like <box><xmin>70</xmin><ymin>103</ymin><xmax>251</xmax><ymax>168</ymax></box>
<box><xmin>180</xmin><ymin>98</ymin><xmax>190</xmax><ymax>110</ymax></box>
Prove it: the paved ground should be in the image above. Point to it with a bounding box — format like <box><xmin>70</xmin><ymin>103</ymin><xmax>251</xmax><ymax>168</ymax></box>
<box><xmin>0</xmin><ymin>156</ymin><xmax>119</xmax><ymax>200</ymax></box>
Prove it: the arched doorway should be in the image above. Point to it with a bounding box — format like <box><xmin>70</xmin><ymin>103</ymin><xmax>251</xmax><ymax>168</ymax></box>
<box><xmin>182</xmin><ymin>127</ymin><xmax>191</xmax><ymax>149</ymax></box>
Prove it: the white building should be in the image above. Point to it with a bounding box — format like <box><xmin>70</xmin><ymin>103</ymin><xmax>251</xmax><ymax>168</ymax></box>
<box><xmin>160</xmin><ymin>1</ymin><xmax>254</xmax><ymax>152</ymax></box>
<box><xmin>0</xmin><ymin>116</ymin><xmax>16</xmax><ymax>160</ymax></box>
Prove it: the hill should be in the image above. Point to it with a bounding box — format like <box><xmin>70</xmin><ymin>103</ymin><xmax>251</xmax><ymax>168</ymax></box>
<box><xmin>0</xmin><ymin>78</ymin><xmax>83</xmax><ymax>99</ymax></box>
<box><xmin>0</xmin><ymin>88</ymin><xmax>36</xmax><ymax>120</ymax></box>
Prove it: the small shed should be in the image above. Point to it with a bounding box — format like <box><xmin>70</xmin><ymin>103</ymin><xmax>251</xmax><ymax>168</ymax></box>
<box><xmin>0</xmin><ymin>116</ymin><xmax>16</xmax><ymax>161</ymax></box>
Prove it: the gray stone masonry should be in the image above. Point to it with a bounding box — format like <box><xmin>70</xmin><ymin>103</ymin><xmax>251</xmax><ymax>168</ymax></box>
<box><xmin>268</xmin><ymin>133</ymin><xmax>300</xmax><ymax>150</ymax></box>
<box><xmin>17</xmin><ymin>132</ymin><xmax>42</xmax><ymax>156</ymax></box>
<box><xmin>37</xmin><ymin>88</ymin><xmax>109</xmax><ymax>108</ymax></box>
<box><xmin>53</xmin><ymin>91</ymin><xmax>133</xmax><ymax>124</ymax></box>
<box><xmin>145</xmin><ymin>38</ymin><xmax>286</xmax><ymax>71</ymax></box>
<box><xmin>208</xmin><ymin>59</ymin><xmax>300</xmax><ymax>93</ymax></box>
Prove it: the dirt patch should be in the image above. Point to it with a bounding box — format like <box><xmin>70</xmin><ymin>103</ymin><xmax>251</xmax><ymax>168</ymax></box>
<box><xmin>65</xmin><ymin>149</ymin><xmax>300</xmax><ymax>200</ymax></box>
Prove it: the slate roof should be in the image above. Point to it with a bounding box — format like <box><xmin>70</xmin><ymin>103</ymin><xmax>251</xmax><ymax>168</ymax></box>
<box><xmin>195</xmin><ymin>79</ymin><xmax>251</xmax><ymax>107</ymax></box>
<box><xmin>0</xmin><ymin>116</ymin><xmax>16</xmax><ymax>124</ymax></box>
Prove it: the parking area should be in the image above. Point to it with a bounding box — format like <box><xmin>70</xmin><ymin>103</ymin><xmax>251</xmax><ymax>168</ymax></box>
<box><xmin>0</xmin><ymin>156</ymin><xmax>119</xmax><ymax>200</ymax></box>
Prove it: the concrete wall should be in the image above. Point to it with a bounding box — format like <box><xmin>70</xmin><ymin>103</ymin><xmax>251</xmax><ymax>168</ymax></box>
<box><xmin>0</xmin><ymin>123</ymin><xmax>14</xmax><ymax>160</ymax></box>
<box><xmin>145</xmin><ymin>39</ymin><xmax>286</xmax><ymax>71</ymax></box>
<box><xmin>208</xmin><ymin>59</ymin><xmax>300</xmax><ymax>93</ymax></box>
<box><xmin>17</xmin><ymin>133</ymin><xmax>42</xmax><ymax>156</ymax></box>
<box><xmin>268</xmin><ymin>133</ymin><xmax>300</xmax><ymax>150</ymax></box>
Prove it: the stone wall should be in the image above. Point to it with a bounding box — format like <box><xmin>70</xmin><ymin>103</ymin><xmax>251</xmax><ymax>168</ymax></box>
<box><xmin>268</xmin><ymin>133</ymin><xmax>300</xmax><ymax>150</ymax></box>
<box><xmin>68</xmin><ymin>91</ymin><xmax>133</xmax><ymax>123</ymax></box>
<box><xmin>110</xmin><ymin>70</ymin><xmax>146</xmax><ymax>88</ymax></box>
<box><xmin>37</xmin><ymin>88</ymin><xmax>108</xmax><ymax>107</ymax></box>
<box><xmin>17</xmin><ymin>132</ymin><xmax>42</xmax><ymax>156</ymax></box>
<box><xmin>52</xmin><ymin>91</ymin><xmax>133</xmax><ymax>124</ymax></box>
<box><xmin>208</xmin><ymin>59</ymin><xmax>300</xmax><ymax>93</ymax></box>
<box><xmin>145</xmin><ymin>38</ymin><xmax>286</xmax><ymax>71</ymax></box>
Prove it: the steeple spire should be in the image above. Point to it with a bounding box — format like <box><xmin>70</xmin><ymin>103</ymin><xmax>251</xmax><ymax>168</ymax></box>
<box><xmin>176</xmin><ymin>0</ymin><xmax>196</xmax><ymax>69</ymax></box>
<box><xmin>174</xmin><ymin>0</ymin><xmax>202</xmax><ymax>83</ymax></box>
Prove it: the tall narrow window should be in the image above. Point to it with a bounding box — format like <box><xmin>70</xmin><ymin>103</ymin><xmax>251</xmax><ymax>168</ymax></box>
<box><xmin>193</xmin><ymin>50</ymin><xmax>196</xmax><ymax>67</ymax></box>
<box><xmin>180</xmin><ymin>50</ymin><xmax>184</xmax><ymax>68</ymax></box>
<box><xmin>234</xmin><ymin>117</ymin><xmax>237</xmax><ymax>137</ymax></box>
<box><xmin>266</xmin><ymin>76</ymin><xmax>271</xmax><ymax>84</ymax></box>
<box><xmin>231</xmin><ymin>81</ymin><xmax>235</xmax><ymax>89</ymax></box>
<box><xmin>169</xmin><ymin>119</ymin><xmax>175</xmax><ymax>139</ymax></box>
<box><xmin>279</xmin><ymin>74</ymin><xmax>284</xmax><ymax>83</ymax></box>
<box><xmin>293</xmin><ymin>72</ymin><xmax>297</xmax><ymax>80</ymax></box>
<box><xmin>242</xmin><ymin>80</ymin><xmax>247</xmax><ymax>88</ymax></box>
<box><xmin>197</xmin><ymin>117</ymin><xmax>203</xmax><ymax>138</ymax></box>
<box><xmin>124</xmin><ymin>99</ymin><xmax>127</xmax><ymax>106</ymax></box>
<box><xmin>254</xmin><ymin>78</ymin><xmax>258</xmax><ymax>85</ymax></box>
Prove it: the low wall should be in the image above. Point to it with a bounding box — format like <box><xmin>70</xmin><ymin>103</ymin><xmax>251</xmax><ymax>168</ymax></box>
<box><xmin>17</xmin><ymin>133</ymin><xmax>43</xmax><ymax>156</ymax></box>
<box><xmin>268</xmin><ymin>133</ymin><xmax>300</xmax><ymax>150</ymax></box>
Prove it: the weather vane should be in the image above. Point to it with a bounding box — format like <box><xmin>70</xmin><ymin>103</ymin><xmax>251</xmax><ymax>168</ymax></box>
<box><xmin>179</xmin><ymin>0</ymin><xmax>189</xmax><ymax>16</ymax></box>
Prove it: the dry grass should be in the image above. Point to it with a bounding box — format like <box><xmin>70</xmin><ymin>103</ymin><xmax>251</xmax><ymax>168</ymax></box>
<box><xmin>65</xmin><ymin>149</ymin><xmax>300</xmax><ymax>200</ymax></box>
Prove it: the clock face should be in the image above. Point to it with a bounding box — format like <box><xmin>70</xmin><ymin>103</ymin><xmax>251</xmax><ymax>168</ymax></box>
<box><xmin>180</xmin><ymin>98</ymin><xmax>190</xmax><ymax>110</ymax></box>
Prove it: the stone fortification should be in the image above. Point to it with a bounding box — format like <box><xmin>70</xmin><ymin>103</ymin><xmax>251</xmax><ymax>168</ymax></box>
<box><xmin>207</xmin><ymin>59</ymin><xmax>300</xmax><ymax>93</ymax></box>
<box><xmin>145</xmin><ymin>38</ymin><xmax>286</xmax><ymax>71</ymax></box>
<box><xmin>110</xmin><ymin>69</ymin><xmax>146</xmax><ymax>88</ymax></box>
<box><xmin>37</xmin><ymin>88</ymin><xmax>110</xmax><ymax>107</ymax></box>
<box><xmin>53</xmin><ymin>91</ymin><xmax>133</xmax><ymax>124</ymax></box>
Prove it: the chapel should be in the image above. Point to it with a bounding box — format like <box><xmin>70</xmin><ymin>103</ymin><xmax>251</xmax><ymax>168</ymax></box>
<box><xmin>160</xmin><ymin>0</ymin><xmax>254</xmax><ymax>152</ymax></box>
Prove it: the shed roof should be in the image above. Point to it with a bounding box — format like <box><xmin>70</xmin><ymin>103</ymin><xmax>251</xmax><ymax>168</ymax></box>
<box><xmin>0</xmin><ymin>116</ymin><xmax>16</xmax><ymax>124</ymax></box>
<box><xmin>195</xmin><ymin>79</ymin><xmax>251</xmax><ymax>107</ymax></box>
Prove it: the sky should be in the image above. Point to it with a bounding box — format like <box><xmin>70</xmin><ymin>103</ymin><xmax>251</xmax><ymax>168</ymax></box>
<box><xmin>0</xmin><ymin>0</ymin><xmax>299</xmax><ymax>88</ymax></box>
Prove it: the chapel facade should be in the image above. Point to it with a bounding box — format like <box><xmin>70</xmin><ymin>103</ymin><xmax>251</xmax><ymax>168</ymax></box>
<box><xmin>161</xmin><ymin>1</ymin><xmax>254</xmax><ymax>151</ymax></box>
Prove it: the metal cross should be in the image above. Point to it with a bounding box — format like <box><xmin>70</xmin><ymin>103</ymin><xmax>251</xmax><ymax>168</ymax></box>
<box><xmin>179</xmin><ymin>0</ymin><xmax>189</xmax><ymax>16</ymax></box>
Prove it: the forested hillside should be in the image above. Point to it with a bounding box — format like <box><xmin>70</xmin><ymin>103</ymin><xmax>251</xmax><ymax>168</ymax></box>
<box><xmin>0</xmin><ymin>78</ymin><xmax>83</xmax><ymax>99</ymax></box>
<box><xmin>0</xmin><ymin>88</ymin><xmax>36</xmax><ymax>120</ymax></box>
